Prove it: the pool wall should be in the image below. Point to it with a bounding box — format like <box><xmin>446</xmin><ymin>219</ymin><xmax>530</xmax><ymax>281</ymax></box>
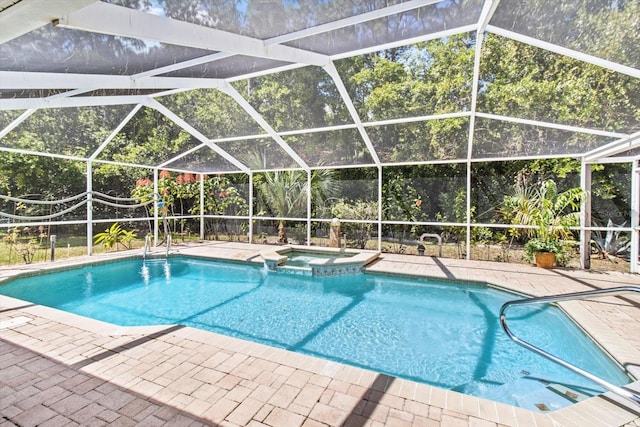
<box><xmin>261</xmin><ymin>245</ymin><xmax>380</xmax><ymax>276</ymax></box>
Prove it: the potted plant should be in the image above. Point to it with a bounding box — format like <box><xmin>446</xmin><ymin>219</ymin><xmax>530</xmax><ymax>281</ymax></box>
<box><xmin>502</xmin><ymin>179</ymin><xmax>585</xmax><ymax>268</ymax></box>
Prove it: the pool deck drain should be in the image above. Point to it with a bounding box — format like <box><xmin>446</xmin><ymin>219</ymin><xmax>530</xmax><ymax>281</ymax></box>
<box><xmin>1</xmin><ymin>241</ymin><xmax>639</xmax><ymax>426</ymax></box>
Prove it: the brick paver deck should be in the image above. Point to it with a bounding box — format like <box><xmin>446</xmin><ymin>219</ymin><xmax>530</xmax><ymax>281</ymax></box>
<box><xmin>1</xmin><ymin>241</ymin><xmax>639</xmax><ymax>426</ymax></box>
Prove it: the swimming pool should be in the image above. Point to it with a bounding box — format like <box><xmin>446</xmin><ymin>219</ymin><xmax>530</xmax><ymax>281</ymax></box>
<box><xmin>283</xmin><ymin>250</ymin><xmax>354</xmax><ymax>267</ymax></box>
<box><xmin>0</xmin><ymin>256</ymin><xmax>631</xmax><ymax>411</ymax></box>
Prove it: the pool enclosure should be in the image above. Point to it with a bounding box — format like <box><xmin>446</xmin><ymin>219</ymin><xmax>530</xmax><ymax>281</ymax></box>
<box><xmin>0</xmin><ymin>1</ymin><xmax>638</xmax><ymax>271</ymax></box>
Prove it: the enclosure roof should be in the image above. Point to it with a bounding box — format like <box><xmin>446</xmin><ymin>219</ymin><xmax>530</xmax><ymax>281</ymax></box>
<box><xmin>0</xmin><ymin>0</ymin><xmax>638</xmax><ymax>173</ymax></box>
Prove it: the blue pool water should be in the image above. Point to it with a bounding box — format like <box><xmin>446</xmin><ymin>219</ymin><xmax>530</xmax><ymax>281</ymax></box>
<box><xmin>0</xmin><ymin>257</ymin><xmax>630</xmax><ymax>410</ymax></box>
<box><xmin>284</xmin><ymin>250</ymin><xmax>353</xmax><ymax>267</ymax></box>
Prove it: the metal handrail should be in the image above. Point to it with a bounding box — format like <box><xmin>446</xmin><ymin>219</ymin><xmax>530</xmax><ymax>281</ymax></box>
<box><xmin>165</xmin><ymin>233</ymin><xmax>171</xmax><ymax>258</ymax></box>
<box><xmin>500</xmin><ymin>286</ymin><xmax>640</xmax><ymax>406</ymax></box>
<box><xmin>143</xmin><ymin>235</ymin><xmax>151</xmax><ymax>259</ymax></box>
<box><xmin>420</xmin><ymin>233</ymin><xmax>442</xmax><ymax>257</ymax></box>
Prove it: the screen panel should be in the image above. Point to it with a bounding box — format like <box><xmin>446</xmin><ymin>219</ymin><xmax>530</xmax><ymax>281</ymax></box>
<box><xmin>163</xmin><ymin>145</ymin><xmax>242</xmax><ymax>174</ymax></box>
<box><xmin>97</xmin><ymin>107</ymin><xmax>203</xmax><ymax>166</ymax></box>
<box><xmin>285</xmin><ymin>0</ymin><xmax>483</xmax><ymax>56</ymax></box>
<box><xmin>367</xmin><ymin>117</ymin><xmax>469</xmax><ymax>163</ymax></box>
<box><xmin>216</xmin><ymin>138</ymin><xmax>300</xmax><ymax>171</ymax></box>
<box><xmin>160</xmin><ymin>55</ymin><xmax>291</xmax><ymax>80</ymax></box>
<box><xmin>478</xmin><ymin>34</ymin><xmax>640</xmax><ymax>134</ymax></box>
<box><xmin>283</xmin><ymin>129</ymin><xmax>374</xmax><ymax>167</ymax></box>
<box><xmin>1</xmin><ymin>105</ymin><xmax>136</xmax><ymax>157</ymax></box>
<box><xmin>158</xmin><ymin>89</ymin><xmax>264</xmax><ymax>139</ymax></box>
<box><xmin>107</xmin><ymin>0</ymin><xmax>408</xmax><ymax>41</ymax></box>
<box><xmin>490</xmin><ymin>0</ymin><xmax>640</xmax><ymax>70</ymax></box>
<box><xmin>232</xmin><ymin>66</ymin><xmax>353</xmax><ymax>132</ymax></box>
<box><xmin>0</xmin><ymin>24</ymin><xmax>213</xmax><ymax>75</ymax></box>
<box><xmin>472</xmin><ymin>118</ymin><xmax>615</xmax><ymax>158</ymax></box>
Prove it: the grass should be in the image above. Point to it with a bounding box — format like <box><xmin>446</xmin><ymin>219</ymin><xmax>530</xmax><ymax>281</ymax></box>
<box><xmin>0</xmin><ymin>233</ymin><xmax>631</xmax><ymax>273</ymax></box>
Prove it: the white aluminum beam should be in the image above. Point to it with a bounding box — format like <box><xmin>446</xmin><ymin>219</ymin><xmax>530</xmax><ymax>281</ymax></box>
<box><xmin>488</xmin><ymin>25</ymin><xmax>640</xmax><ymax>79</ymax></box>
<box><xmin>145</xmin><ymin>98</ymin><xmax>250</xmax><ymax>174</ymax></box>
<box><xmin>132</xmin><ymin>1</ymin><xmax>444</xmax><ymax>82</ymax></box>
<box><xmin>217</xmin><ymin>82</ymin><xmax>310</xmax><ymax>172</ymax></box>
<box><xmin>135</xmin><ymin>1</ymin><xmax>449</xmax><ymax>83</ymax></box>
<box><xmin>134</xmin><ymin>52</ymin><xmax>233</xmax><ymax>80</ymax></box>
<box><xmin>583</xmin><ymin>131</ymin><xmax>640</xmax><ymax>162</ymax></box>
<box><xmin>363</xmin><ymin>112</ymin><xmax>471</xmax><ymax>128</ymax></box>
<box><xmin>0</xmin><ymin>71</ymin><xmax>226</xmax><ymax>90</ymax></box>
<box><xmin>477</xmin><ymin>0</ymin><xmax>502</xmax><ymax>33</ymax></box>
<box><xmin>90</xmin><ymin>104</ymin><xmax>142</xmax><ymax>160</ymax></box>
<box><xmin>465</xmin><ymin>24</ymin><xmax>486</xmax><ymax>261</ymax></box>
<box><xmin>159</xmin><ymin>143</ymin><xmax>206</xmax><ymax>169</ymax></box>
<box><xmin>324</xmin><ymin>62</ymin><xmax>380</xmax><ymax>165</ymax></box>
<box><xmin>631</xmin><ymin>161</ymin><xmax>639</xmax><ymax>274</ymax></box>
<box><xmin>55</xmin><ymin>2</ymin><xmax>331</xmax><ymax>68</ymax></box>
<box><xmin>0</xmin><ymin>145</ymin><xmax>86</xmax><ymax>162</ymax></box>
<box><xmin>267</xmin><ymin>0</ymin><xmax>444</xmax><ymax>45</ymax></box>
<box><xmin>0</xmin><ymin>0</ymin><xmax>96</xmax><ymax>44</ymax></box>
<box><xmin>330</xmin><ymin>25</ymin><xmax>478</xmax><ymax>61</ymax></box>
<box><xmin>0</xmin><ymin>95</ymin><xmax>149</xmax><ymax>110</ymax></box>
<box><xmin>475</xmin><ymin>112</ymin><xmax>628</xmax><ymax>139</ymax></box>
<box><xmin>0</xmin><ymin>109</ymin><xmax>36</xmax><ymax>139</ymax></box>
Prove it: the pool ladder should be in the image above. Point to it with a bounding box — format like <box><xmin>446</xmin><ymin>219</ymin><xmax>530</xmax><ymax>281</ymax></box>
<box><xmin>500</xmin><ymin>286</ymin><xmax>640</xmax><ymax>406</ymax></box>
<box><xmin>142</xmin><ymin>235</ymin><xmax>151</xmax><ymax>259</ymax></box>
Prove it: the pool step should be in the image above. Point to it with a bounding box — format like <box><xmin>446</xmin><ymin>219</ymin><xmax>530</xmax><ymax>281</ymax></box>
<box><xmin>546</xmin><ymin>383</ymin><xmax>591</xmax><ymax>403</ymax></box>
<box><xmin>454</xmin><ymin>377</ymin><xmax>594</xmax><ymax>412</ymax></box>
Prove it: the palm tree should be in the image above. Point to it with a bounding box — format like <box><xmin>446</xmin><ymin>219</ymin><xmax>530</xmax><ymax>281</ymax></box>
<box><xmin>255</xmin><ymin>169</ymin><xmax>340</xmax><ymax>243</ymax></box>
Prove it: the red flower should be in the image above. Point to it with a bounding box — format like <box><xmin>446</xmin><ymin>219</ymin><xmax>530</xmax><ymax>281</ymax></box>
<box><xmin>219</xmin><ymin>190</ymin><xmax>227</xmax><ymax>198</ymax></box>
<box><xmin>159</xmin><ymin>170</ymin><xmax>171</xmax><ymax>179</ymax></box>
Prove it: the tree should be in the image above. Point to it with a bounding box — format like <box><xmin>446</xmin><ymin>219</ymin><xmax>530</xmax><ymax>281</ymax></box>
<box><xmin>254</xmin><ymin>169</ymin><xmax>339</xmax><ymax>243</ymax></box>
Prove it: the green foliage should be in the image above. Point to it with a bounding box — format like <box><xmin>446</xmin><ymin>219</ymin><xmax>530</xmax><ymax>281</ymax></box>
<box><xmin>591</xmin><ymin>220</ymin><xmax>631</xmax><ymax>263</ymax></box>
<box><xmin>93</xmin><ymin>223</ymin><xmax>136</xmax><ymax>250</ymax></box>
<box><xmin>254</xmin><ymin>169</ymin><xmax>340</xmax><ymax>243</ymax></box>
<box><xmin>255</xmin><ymin>169</ymin><xmax>340</xmax><ymax>219</ymax></box>
<box><xmin>331</xmin><ymin>199</ymin><xmax>378</xmax><ymax>249</ymax></box>
<box><xmin>3</xmin><ymin>226</ymin><xmax>47</xmax><ymax>264</ymax></box>
<box><xmin>503</xmin><ymin>180</ymin><xmax>585</xmax><ymax>262</ymax></box>
<box><xmin>382</xmin><ymin>173</ymin><xmax>422</xmax><ymax>223</ymax></box>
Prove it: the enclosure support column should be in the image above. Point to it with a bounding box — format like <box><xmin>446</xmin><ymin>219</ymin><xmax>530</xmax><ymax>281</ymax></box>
<box><xmin>377</xmin><ymin>166</ymin><xmax>383</xmax><ymax>252</ymax></box>
<box><xmin>465</xmin><ymin>161</ymin><xmax>472</xmax><ymax>261</ymax></box>
<box><xmin>153</xmin><ymin>168</ymin><xmax>159</xmax><ymax>246</ymax></box>
<box><xmin>307</xmin><ymin>170</ymin><xmax>312</xmax><ymax>246</ymax></box>
<box><xmin>580</xmin><ymin>162</ymin><xmax>592</xmax><ymax>269</ymax></box>
<box><xmin>248</xmin><ymin>173</ymin><xmax>253</xmax><ymax>244</ymax></box>
<box><xmin>631</xmin><ymin>161</ymin><xmax>639</xmax><ymax>274</ymax></box>
<box><xmin>199</xmin><ymin>174</ymin><xmax>205</xmax><ymax>241</ymax></box>
<box><xmin>465</xmin><ymin>25</ymin><xmax>485</xmax><ymax>261</ymax></box>
<box><xmin>86</xmin><ymin>161</ymin><xmax>93</xmax><ymax>256</ymax></box>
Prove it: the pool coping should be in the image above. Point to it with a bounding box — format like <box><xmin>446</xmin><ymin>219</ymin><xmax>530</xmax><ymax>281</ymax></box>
<box><xmin>1</xmin><ymin>241</ymin><xmax>639</xmax><ymax>426</ymax></box>
<box><xmin>260</xmin><ymin>245</ymin><xmax>380</xmax><ymax>276</ymax></box>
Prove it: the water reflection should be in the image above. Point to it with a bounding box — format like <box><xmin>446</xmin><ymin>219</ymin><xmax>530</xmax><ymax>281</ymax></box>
<box><xmin>140</xmin><ymin>263</ymin><xmax>150</xmax><ymax>287</ymax></box>
<box><xmin>163</xmin><ymin>261</ymin><xmax>171</xmax><ymax>283</ymax></box>
<box><xmin>83</xmin><ymin>271</ymin><xmax>94</xmax><ymax>297</ymax></box>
